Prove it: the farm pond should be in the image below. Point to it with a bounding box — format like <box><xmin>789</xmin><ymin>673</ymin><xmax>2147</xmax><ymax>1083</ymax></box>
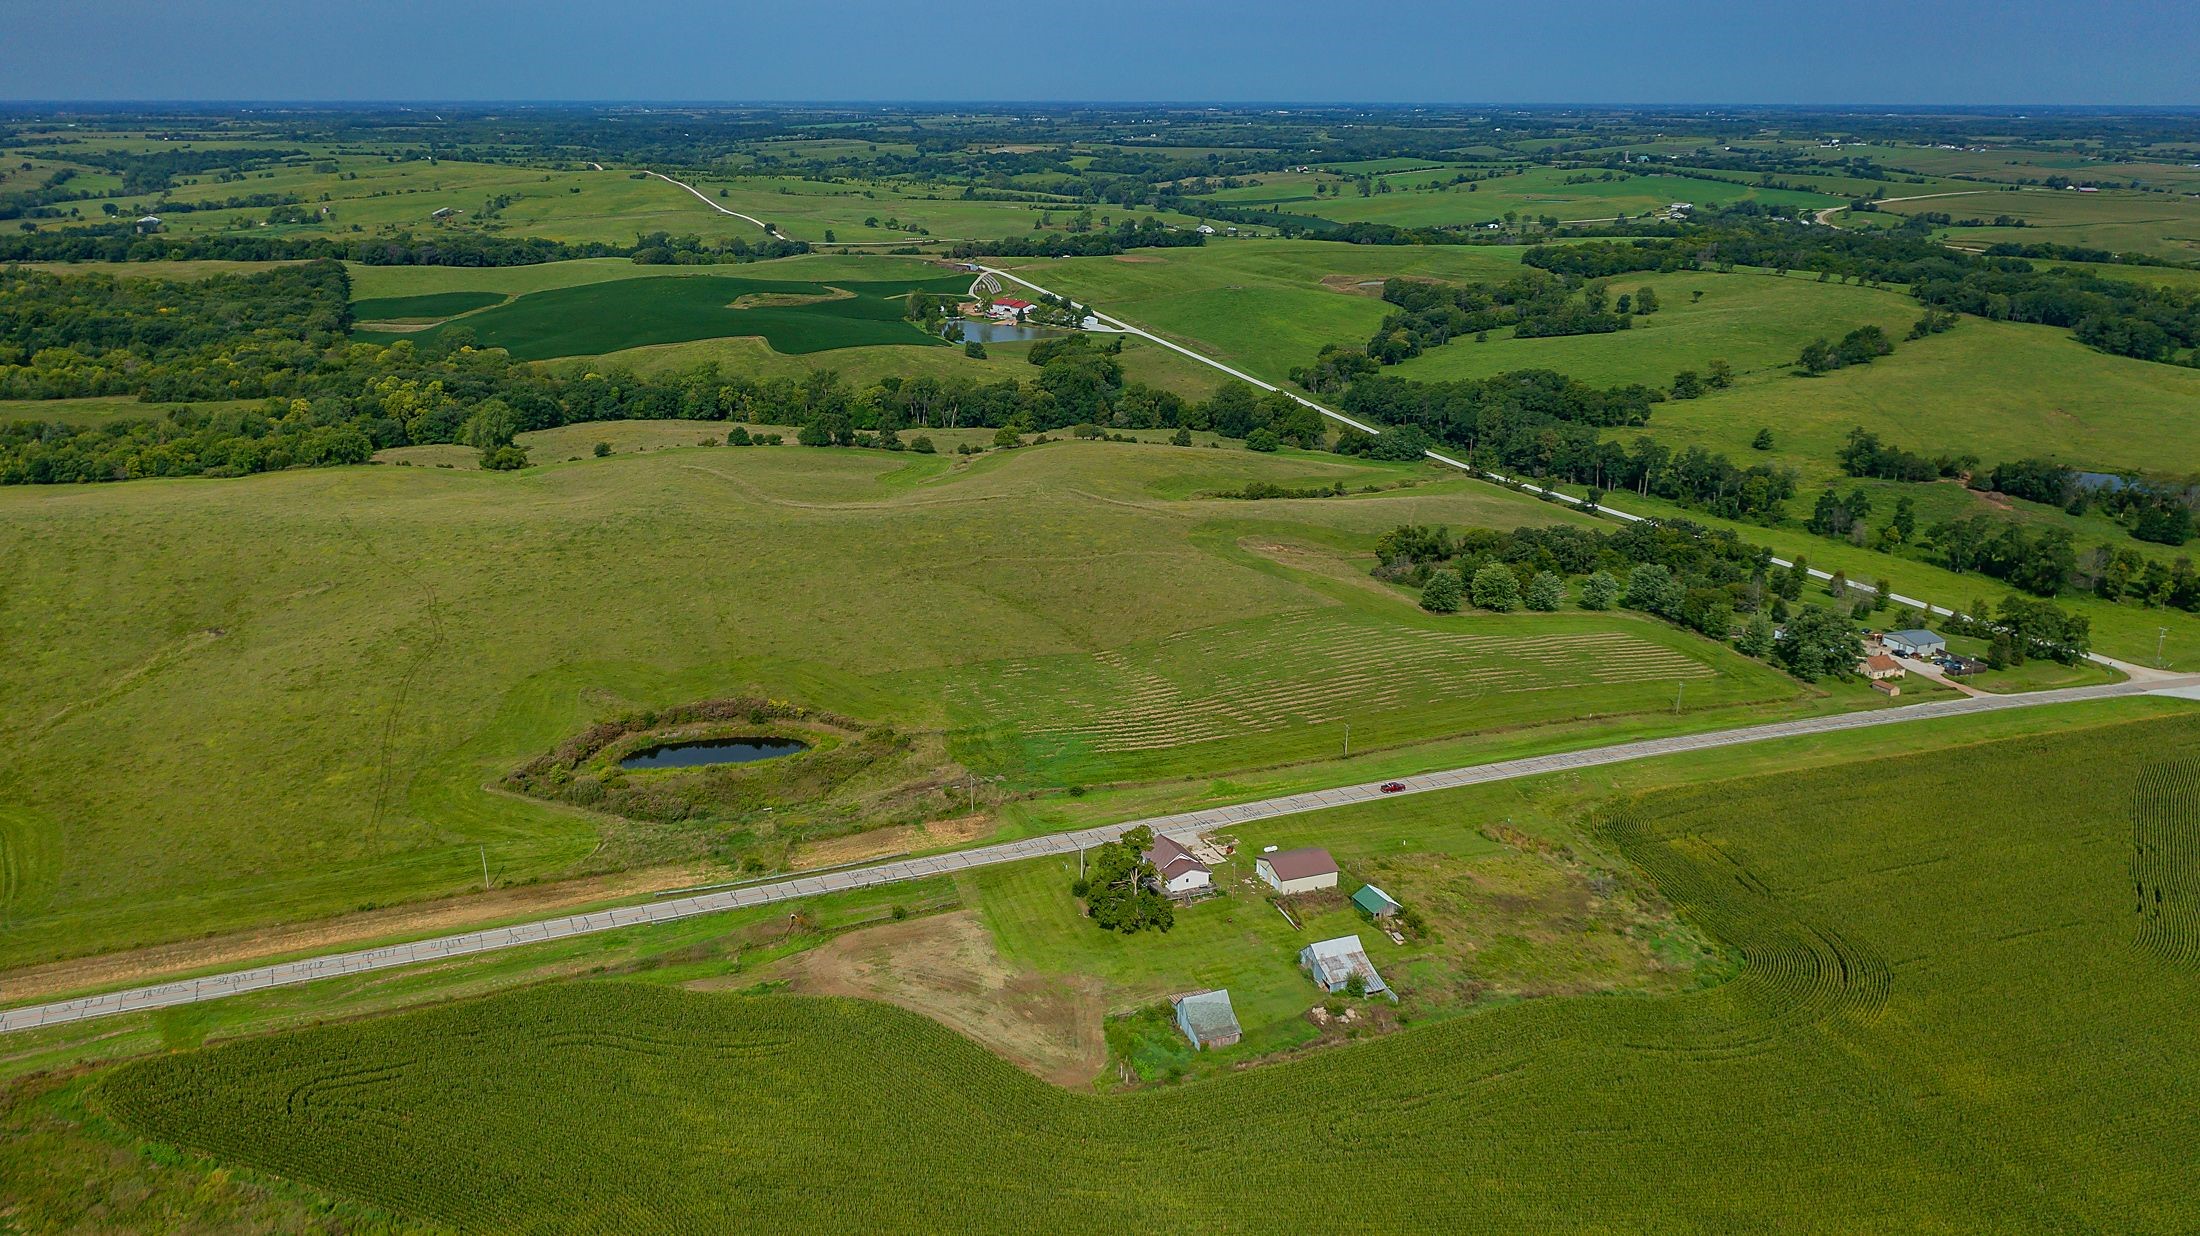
<box><xmin>947</xmin><ymin>320</ymin><xmax>1062</xmax><ymax>344</ymax></box>
<box><xmin>618</xmin><ymin>737</ymin><xmax>810</xmax><ymax>770</ymax></box>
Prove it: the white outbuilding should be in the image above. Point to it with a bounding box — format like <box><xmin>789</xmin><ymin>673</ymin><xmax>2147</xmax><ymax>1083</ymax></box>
<box><xmin>1299</xmin><ymin>935</ymin><xmax>1388</xmax><ymax>995</ymax></box>
<box><xmin>1257</xmin><ymin>847</ymin><xmax>1339</xmax><ymax>895</ymax></box>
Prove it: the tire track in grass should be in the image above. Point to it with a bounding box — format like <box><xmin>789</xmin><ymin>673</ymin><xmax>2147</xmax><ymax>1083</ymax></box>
<box><xmin>1605</xmin><ymin>809</ymin><xmax>1891</xmax><ymax>1060</ymax></box>
<box><xmin>337</xmin><ymin>515</ymin><xmax>448</xmax><ymax>833</ymax></box>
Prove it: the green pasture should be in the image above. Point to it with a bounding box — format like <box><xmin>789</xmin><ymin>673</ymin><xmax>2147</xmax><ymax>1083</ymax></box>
<box><xmin>1873</xmin><ymin>185</ymin><xmax>2200</xmax><ymax>260</ymax></box>
<box><xmin>2049</xmin><ymin>259</ymin><xmax>2200</xmax><ymax>293</ymax></box>
<box><xmin>935</xmin><ymin>605</ymin><xmax>1792</xmax><ymax>787</ymax></box>
<box><xmin>352</xmin><ymin>273</ymin><xmax>969</xmax><ymax>359</ymax></box>
<box><xmin>1390</xmin><ymin>267</ymin><xmax>1920</xmax><ymax>388</ymax></box>
<box><xmin>1201</xmin><ymin>164</ymin><xmax>1846</xmax><ymax>230</ymax></box>
<box><xmin>349</xmin><ymin>290</ymin><xmax>505</xmax><ymax>322</ymax></box>
<box><xmin>0</xmin><ymin>441</ymin><xmax>1833</xmax><ymax>970</ymax></box>
<box><xmin>1628</xmin><ymin>307</ymin><xmax>2200</xmax><ymax>481</ymax></box>
<box><xmin>52</xmin><ymin>158</ymin><xmax>595</xmax><ymax>240</ymax></box>
<box><xmin>570</xmin><ymin>328</ymin><xmax>1227</xmax><ymax>401</ymax></box>
<box><xmin>1006</xmin><ymin>240</ymin><xmax>1535</xmax><ymax>377</ymax></box>
<box><xmin>1793</xmin><ymin>140</ymin><xmax>2200</xmax><ymax>195</ymax></box>
<box><xmin>677</xmin><ymin>174</ymin><xmax>1211</xmax><ymax>245</ymax></box>
<box><xmin>28</xmin><ymin>154</ymin><xmax>1210</xmax><ymax>249</ymax></box>
<box><xmin>91</xmin><ymin>709</ymin><xmax>2200</xmax><ymax>1231</ymax></box>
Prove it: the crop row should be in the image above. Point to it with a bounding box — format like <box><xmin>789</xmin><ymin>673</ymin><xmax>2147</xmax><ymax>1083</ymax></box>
<box><xmin>2132</xmin><ymin>756</ymin><xmax>2200</xmax><ymax>967</ymax></box>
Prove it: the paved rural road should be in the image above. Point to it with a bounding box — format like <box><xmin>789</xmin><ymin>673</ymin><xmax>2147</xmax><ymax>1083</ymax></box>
<box><xmin>6</xmin><ymin>673</ymin><xmax>2194</xmax><ymax>1035</ymax></box>
<box><xmin>645</xmin><ymin>169</ymin><xmax>780</xmax><ymax>235</ymax></box>
<box><xmin>647</xmin><ymin>169</ymin><xmax>963</xmax><ymax>248</ymax></box>
<box><xmin>976</xmin><ymin>264</ymin><xmax>2163</xmax><ymax>678</ymax></box>
<box><xmin>1814</xmin><ymin>189</ymin><xmax>1996</xmax><ymax>227</ymax></box>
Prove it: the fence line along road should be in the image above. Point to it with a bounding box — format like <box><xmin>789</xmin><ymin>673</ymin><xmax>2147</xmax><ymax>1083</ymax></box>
<box><xmin>5</xmin><ymin>674</ymin><xmax>2190</xmax><ymax>1035</ymax></box>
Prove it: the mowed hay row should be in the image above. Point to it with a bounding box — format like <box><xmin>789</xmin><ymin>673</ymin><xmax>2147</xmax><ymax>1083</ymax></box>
<box><xmin>949</xmin><ymin>613</ymin><xmax>1724</xmax><ymax>755</ymax></box>
<box><xmin>2132</xmin><ymin>757</ymin><xmax>2200</xmax><ymax>967</ymax></box>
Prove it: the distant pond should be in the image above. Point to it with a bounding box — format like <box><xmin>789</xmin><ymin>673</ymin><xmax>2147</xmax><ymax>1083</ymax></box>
<box><xmin>946</xmin><ymin>319</ymin><xmax>1062</xmax><ymax>344</ymax></box>
<box><xmin>618</xmin><ymin>737</ymin><xmax>809</xmax><ymax>770</ymax></box>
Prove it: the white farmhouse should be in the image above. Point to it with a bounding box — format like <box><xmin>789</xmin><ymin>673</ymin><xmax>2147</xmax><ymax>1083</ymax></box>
<box><xmin>1143</xmin><ymin>833</ymin><xmax>1212</xmax><ymax>898</ymax></box>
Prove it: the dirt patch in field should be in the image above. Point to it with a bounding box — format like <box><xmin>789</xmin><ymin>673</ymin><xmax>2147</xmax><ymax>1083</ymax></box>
<box><xmin>1110</xmin><ymin>254</ymin><xmax>1166</xmax><ymax>263</ymax></box>
<box><xmin>1322</xmin><ymin>272</ymin><xmax>1437</xmax><ymax>297</ymax></box>
<box><xmin>0</xmin><ymin>863</ymin><xmax>716</xmax><ymax>1006</ymax></box>
<box><xmin>729</xmin><ymin>287</ymin><xmax>854</xmax><ymax>309</ymax></box>
<box><xmin>1239</xmin><ymin>538</ymin><xmax>1399</xmax><ymax>600</ymax></box>
<box><xmin>770</xmin><ymin>910</ymin><xmax>1106</xmax><ymax>1087</ymax></box>
<box><xmin>793</xmin><ymin>813</ymin><xmax>995</xmax><ymax>869</ymax></box>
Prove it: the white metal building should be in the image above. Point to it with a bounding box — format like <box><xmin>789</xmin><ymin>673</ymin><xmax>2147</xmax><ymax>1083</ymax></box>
<box><xmin>1257</xmin><ymin>847</ymin><xmax>1338</xmax><ymax>895</ymax></box>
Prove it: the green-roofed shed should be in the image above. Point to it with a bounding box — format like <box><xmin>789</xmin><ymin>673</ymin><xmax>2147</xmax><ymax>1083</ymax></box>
<box><xmin>1352</xmin><ymin>884</ymin><xmax>1403</xmax><ymax>919</ymax></box>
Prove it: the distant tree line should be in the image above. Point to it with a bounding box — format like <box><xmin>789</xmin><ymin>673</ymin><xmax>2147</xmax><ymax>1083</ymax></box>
<box><xmin>1337</xmin><ymin>370</ymin><xmax>1795</xmax><ymax>520</ymax></box>
<box><xmin>1362</xmin><ymin>275</ymin><xmax>1656</xmax><ymax>364</ymax></box>
<box><xmin>0</xmin><ymin>262</ymin><xmax>354</xmax><ymax>400</ymax></box>
<box><xmin>1837</xmin><ymin>428</ymin><xmax>2198</xmax><ymax>556</ymax></box>
<box><xmin>1522</xmin><ymin>222</ymin><xmax>2200</xmax><ymax>366</ymax></box>
<box><xmin>1380</xmin><ymin>516</ymin><xmax>2094</xmax><ymax>668</ymax></box>
<box><xmin>0</xmin><ymin>224</ymin><xmax>807</xmax><ymax>268</ymax></box>
<box><xmin>945</xmin><ymin>218</ymin><xmax>1203</xmax><ymax>259</ymax></box>
<box><xmin>0</xmin><ymin>267</ymin><xmax>1338</xmax><ymax>483</ymax></box>
<box><xmin>1374</xmin><ymin>518</ymin><xmax>1864</xmax><ymax>678</ymax></box>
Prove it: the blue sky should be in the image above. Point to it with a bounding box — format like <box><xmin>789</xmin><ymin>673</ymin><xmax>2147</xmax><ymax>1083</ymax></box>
<box><xmin>8</xmin><ymin>0</ymin><xmax>2196</xmax><ymax>105</ymax></box>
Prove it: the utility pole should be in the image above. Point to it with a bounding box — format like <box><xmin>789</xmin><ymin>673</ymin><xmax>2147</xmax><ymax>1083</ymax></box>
<box><xmin>1342</xmin><ymin>722</ymin><xmax>1351</xmax><ymax>758</ymax></box>
<box><xmin>479</xmin><ymin>845</ymin><xmax>491</xmax><ymax>891</ymax></box>
<box><xmin>2159</xmin><ymin>627</ymin><xmax>2169</xmax><ymax>670</ymax></box>
<box><xmin>1674</xmin><ymin>680</ymin><xmax>1685</xmax><ymax>715</ymax></box>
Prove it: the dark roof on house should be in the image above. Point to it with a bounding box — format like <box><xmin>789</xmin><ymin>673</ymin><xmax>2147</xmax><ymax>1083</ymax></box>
<box><xmin>1144</xmin><ymin>833</ymin><xmax>1208</xmax><ymax>881</ymax></box>
<box><xmin>1261</xmin><ymin>847</ymin><xmax>1337</xmax><ymax>882</ymax></box>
